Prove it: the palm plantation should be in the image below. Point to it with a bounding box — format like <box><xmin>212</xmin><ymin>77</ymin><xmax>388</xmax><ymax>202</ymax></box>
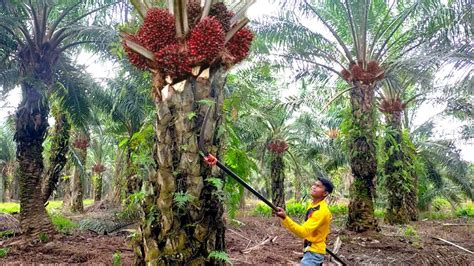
<box><xmin>0</xmin><ymin>0</ymin><xmax>472</xmax><ymax>264</ymax></box>
<box><xmin>257</xmin><ymin>0</ymin><xmax>471</xmax><ymax>230</ymax></box>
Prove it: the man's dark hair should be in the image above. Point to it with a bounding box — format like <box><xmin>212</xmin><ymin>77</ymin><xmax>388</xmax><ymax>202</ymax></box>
<box><xmin>318</xmin><ymin>178</ymin><xmax>334</xmax><ymax>194</ymax></box>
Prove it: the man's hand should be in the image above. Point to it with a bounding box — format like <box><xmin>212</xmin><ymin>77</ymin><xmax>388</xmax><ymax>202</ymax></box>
<box><xmin>275</xmin><ymin>207</ymin><xmax>286</xmax><ymax>219</ymax></box>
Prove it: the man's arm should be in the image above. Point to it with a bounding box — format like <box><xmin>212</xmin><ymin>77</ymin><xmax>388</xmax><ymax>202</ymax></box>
<box><xmin>275</xmin><ymin>207</ymin><xmax>325</xmax><ymax>239</ymax></box>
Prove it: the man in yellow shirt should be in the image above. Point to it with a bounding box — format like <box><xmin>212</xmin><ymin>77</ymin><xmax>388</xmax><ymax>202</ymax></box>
<box><xmin>275</xmin><ymin>178</ymin><xmax>334</xmax><ymax>266</ymax></box>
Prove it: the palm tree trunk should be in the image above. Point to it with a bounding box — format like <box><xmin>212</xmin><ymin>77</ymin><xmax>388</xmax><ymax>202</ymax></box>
<box><xmin>2</xmin><ymin>168</ymin><xmax>12</xmax><ymax>202</ymax></box>
<box><xmin>270</xmin><ymin>154</ymin><xmax>286</xmax><ymax>208</ymax></box>
<box><xmin>110</xmin><ymin>148</ymin><xmax>125</xmax><ymax>204</ymax></box>
<box><xmin>135</xmin><ymin>68</ymin><xmax>227</xmax><ymax>265</ymax></box>
<box><xmin>70</xmin><ymin>132</ymin><xmax>88</xmax><ymax>212</ymax></box>
<box><xmin>15</xmin><ymin>85</ymin><xmax>54</xmax><ymax>236</ymax></box>
<box><xmin>346</xmin><ymin>83</ymin><xmax>378</xmax><ymax>232</ymax></box>
<box><xmin>126</xmin><ymin>146</ymin><xmax>141</xmax><ymax>196</ymax></box>
<box><xmin>94</xmin><ymin>173</ymin><xmax>102</xmax><ymax>202</ymax></box>
<box><xmin>384</xmin><ymin>110</ymin><xmax>418</xmax><ymax>223</ymax></box>
<box><xmin>42</xmin><ymin>112</ymin><xmax>70</xmax><ymax>203</ymax></box>
<box><xmin>384</xmin><ymin>111</ymin><xmax>410</xmax><ymax>224</ymax></box>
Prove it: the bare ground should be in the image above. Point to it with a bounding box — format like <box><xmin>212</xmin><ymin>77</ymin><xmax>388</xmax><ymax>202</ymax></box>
<box><xmin>226</xmin><ymin>215</ymin><xmax>474</xmax><ymax>265</ymax></box>
<box><xmin>1</xmin><ymin>211</ymin><xmax>473</xmax><ymax>265</ymax></box>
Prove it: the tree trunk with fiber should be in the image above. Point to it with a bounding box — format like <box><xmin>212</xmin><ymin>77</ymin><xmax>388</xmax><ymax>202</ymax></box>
<box><xmin>69</xmin><ymin>132</ymin><xmax>89</xmax><ymax>212</ymax></box>
<box><xmin>14</xmin><ymin>84</ymin><xmax>55</xmax><ymax>237</ymax></box>
<box><xmin>346</xmin><ymin>83</ymin><xmax>378</xmax><ymax>232</ymax></box>
<box><xmin>94</xmin><ymin>172</ymin><xmax>103</xmax><ymax>202</ymax></box>
<box><xmin>134</xmin><ymin>68</ymin><xmax>227</xmax><ymax>265</ymax></box>
<box><xmin>270</xmin><ymin>153</ymin><xmax>286</xmax><ymax>208</ymax></box>
<box><xmin>42</xmin><ymin>112</ymin><xmax>70</xmax><ymax>203</ymax></box>
<box><xmin>126</xmin><ymin>146</ymin><xmax>141</xmax><ymax>197</ymax></box>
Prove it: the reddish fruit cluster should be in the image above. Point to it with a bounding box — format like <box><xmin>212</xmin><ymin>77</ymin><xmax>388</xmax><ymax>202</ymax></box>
<box><xmin>92</xmin><ymin>164</ymin><xmax>106</xmax><ymax>173</ymax></box>
<box><xmin>187</xmin><ymin>17</ymin><xmax>225</xmax><ymax>64</ymax></box>
<box><xmin>123</xmin><ymin>35</ymin><xmax>149</xmax><ymax>70</ymax></box>
<box><xmin>73</xmin><ymin>138</ymin><xmax>89</xmax><ymax>149</ymax></box>
<box><xmin>122</xmin><ymin>4</ymin><xmax>254</xmax><ymax>78</ymax></box>
<box><xmin>209</xmin><ymin>2</ymin><xmax>234</xmax><ymax>32</ymax></box>
<box><xmin>155</xmin><ymin>44</ymin><xmax>191</xmax><ymax>78</ymax></box>
<box><xmin>187</xmin><ymin>0</ymin><xmax>202</xmax><ymax>29</ymax></box>
<box><xmin>203</xmin><ymin>154</ymin><xmax>217</xmax><ymax>166</ymax></box>
<box><xmin>225</xmin><ymin>27</ymin><xmax>254</xmax><ymax>65</ymax></box>
<box><xmin>379</xmin><ymin>99</ymin><xmax>406</xmax><ymax>113</ymax></box>
<box><xmin>267</xmin><ymin>139</ymin><xmax>289</xmax><ymax>154</ymax></box>
<box><xmin>341</xmin><ymin>60</ymin><xmax>384</xmax><ymax>84</ymax></box>
<box><xmin>138</xmin><ymin>8</ymin><xmax>176</xmax><ymax>53</ymax></box>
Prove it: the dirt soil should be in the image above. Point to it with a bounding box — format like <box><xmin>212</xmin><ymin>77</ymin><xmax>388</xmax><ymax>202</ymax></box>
<box><xmin>1</xmin><ymin>213</ymin><xmax>473</xmax><ymax>265</ymax></box>
<box><xmin>226</xmin><ymin>214</ymin><xmax>474</xmax><ymax>265</ymax></box>
<box><xmin>0</xmin><ymin>232</ymin><xmax>134</xmax><ymax>265</ymax></box>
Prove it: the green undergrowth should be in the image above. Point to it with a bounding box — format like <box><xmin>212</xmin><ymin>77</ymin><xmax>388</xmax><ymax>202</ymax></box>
<box><xmin>50</xmin><ymin>214</ymin><xmax>78</xmax><ymax>233</ymax></box>
<box><xmin>0</xmin><ymin>199</ymin><xmax>94</xmax><ymax>214</ymax></box>
<box><xmin>250</xmin><ymin>200</ymin><xmax>472</xmax><ymax>222</ymax></box>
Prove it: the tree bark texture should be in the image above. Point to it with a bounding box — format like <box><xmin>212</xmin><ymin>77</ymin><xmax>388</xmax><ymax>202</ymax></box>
<box><xmin>94</xmin><ymin>173</ymin><xmax>103</xmax><ymax>202</ymax></box>
<box><xmin>70</xmin><ymin>132</ymin><xmax>88</xmax><ymax>213</ymax></box>
<box><xmin>346</xmin><ymin>83</ymin><xmax>379</xmax><ymax>232</ymax></box>
<box><xmin>42</xmin><ymin>112</ymin><xmax>70</xmax><ymax>202</ymax></box>
<box><xmin>134</xmin><ymin>68</ymin><xmax>227</xmax><ymax>265</ymax></box>
<box><xmin>14</xmin><ymin>84</ymin><xmax>54</xmax><ymax>236</ymax></box>
<box><xmin>384</xmin><ymin>110</ymin><xmax>418</xmax><ymax>223</ymax></box>
<box><xmin>270</xmin><ymin>153</ymin><xmax>286</xmax><ymax>208</ymax></box>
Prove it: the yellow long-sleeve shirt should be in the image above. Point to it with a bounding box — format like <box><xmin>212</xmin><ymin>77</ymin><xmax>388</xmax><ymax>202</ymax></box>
<box><xmin>281</xmin><ymin>200</ymin><xmax>332</xmax><ymax>254</ymax></box>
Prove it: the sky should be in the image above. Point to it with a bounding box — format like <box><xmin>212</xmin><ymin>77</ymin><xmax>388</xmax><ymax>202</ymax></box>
<box><xmin>0</xmin><ymin>0</ymin><xmax>472</xmax><ymax>161</ymax></box>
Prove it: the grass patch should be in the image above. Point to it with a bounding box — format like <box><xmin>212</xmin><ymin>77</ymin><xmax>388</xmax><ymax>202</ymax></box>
<box><xmin>329</xmin><ymin>204</ymin><xmax>348</xmax><ymax>215</ymax></box>
<box><xmin>50</xmin><ymin>214</ymin><xmax>78</xmax><ymax>233</ymax></box>
<box><xmin>455</xmin><ymin>202</ymin><xmax>474</xmax><ymax>218</ymax></box>
<box><xmin>374</xmin><ymin>209</ymin><xmax>385</xmax><ymax>218</ymax></box>
<box><xmin>0</xmin><ymin>247</ymin><xmax>9</xmax><ymax>258</ymax></box>
<box><xmin>420</xmin><ymin>211</ymin><xmax>455</xmax><ymax>220</ymax></box>
<box><xmin>0</xmin><ymin>230</ymin><xmax>14</xmax><ymax>238</ymax></box>
<box><xmin>252</xmin><ymin>202</ymin><xmax>272</xmax><ymax>217</ymax></box>
<box><xmin>0</xmin><ymin>202</ymin><xmax>20</xmax><ymax>214</ymax></box>
<box><xmin>0</xmin><ymin>199</ymin><xmax>95</xmax><ymax>215</ymax></box>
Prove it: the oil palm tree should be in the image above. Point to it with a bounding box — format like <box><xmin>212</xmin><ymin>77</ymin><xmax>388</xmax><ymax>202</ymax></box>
<box><xmin>0</xmin><ymin>123</ymin><xmax>15</xmax><ymax>202</ymax></box>
<box><xmin>257</xmin><ymin>0</ymin><xmax>471</xmax><ymax>231</ymax></box>
<box><xmin>121</xmin><ymin>1</ymin><xmax>255</xmax><ymax>263</ymax></box>
<box><xmin>88</xmin><ymin>67</ymin><xmax>154</xmax><ymax>203</ymax></box>
<box><xmin>0</xmin><ymin>0</ymin><xmax>116</xmax><ymax>236</ymax></box>
<box><xmin>42</xmin><ymin>61</ymin><xmax>93</xmax><ymax>203</ymax></box>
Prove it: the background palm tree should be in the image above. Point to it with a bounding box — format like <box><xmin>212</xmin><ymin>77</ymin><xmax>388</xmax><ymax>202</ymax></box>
<box><xmin>0</xmin><ymin>0</ymin><xmax>116</xmax><ymax>236</ymax></box>
<box><xmin>0</xmin><ymin>123</ymin><xmax>15</xmax><ymax>202</ymax></box>
<box><xmin>42</xmin><ymin>61</ymin><xmax>94</xmax><ymax>203</ymax></box>
<box><xmin>256</xmin><ymin>0</ymin><xmax>471</xmax><ymax>232</ymax></box>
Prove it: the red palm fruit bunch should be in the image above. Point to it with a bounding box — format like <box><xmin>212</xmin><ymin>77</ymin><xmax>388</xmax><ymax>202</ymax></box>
<box><xmin>123</xmin><ymin>3</ymin><xmax>254</xmax><ymax>75</ymax></box>
<box><xmin>73</xmin><ymin>138</ymin><xmax>89</xmax><ymax>150</ymax></box>
<box><xmin>379</xmin><ymin>98</ymin><xmax>406</xmax><ymax>113</ymax></box>
<box><xmin>187</xmin><ymin>0</ymin><xmax>202</xmax><ymax>29</ymax></box>
<box><xmin>123</xmin><ymin>34</ymin><xmax>149</xmax><ymax>70</ymax></box>
<box><xmin>341</xmin><ymin>60</ymin><xmax>384</xmax><ymax>84</ymax></box>
<box><xmin>187</xmin><ymin>17</ymin><xmax>225</xmax><ymax>65</ymax></box>
<box><xmin>224</xmin><ymin>27</ymin><xmax>254</xmax><ymax>65</ymax></box>
<box><xmin>267</xmin><ymin>139</ymin><xmax>289</xmax><ymax>154</ymax></box>
<box><xmin>137</xmin><ymin>8</ymin><xmax>176</xmax><ymax>53</ymax></box>
<box><xmin>209</xmin><ymin>2</ymin><xmax>234</xmax><ymax>32</ymax></box>
<box><xmin>92</xmin><ymin>164</ymin><xmax>106</xmax><ymax>174</ymax></box>
<box><xmin>155</xmin><ymin>44</ymin><xmax>192</xmax><ymax>78</ymax></box>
